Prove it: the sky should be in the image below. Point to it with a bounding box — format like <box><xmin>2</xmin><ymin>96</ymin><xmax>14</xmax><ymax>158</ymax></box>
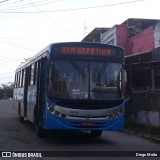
<box><xmin>0</xmin><ymin>0</ymin><xmax>159</xmax><ymax>85</ymax></box>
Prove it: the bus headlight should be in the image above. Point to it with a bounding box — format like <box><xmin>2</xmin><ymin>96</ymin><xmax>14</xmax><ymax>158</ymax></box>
<box><xmin>108</xmin><ymin>108</ymin><xmax>124</xmax><ymax>119</ymax></box>
<box><xmin>47</xmin><ymin>103</ymin><xmax>66</xmax><ymax>119</ymax></box>
<box><xmin>61</xmin><ymin>114</ymin><xmax>66</xmax><ymax>118</ymax></box>
<box><xmin>49</xmin><ymin>107</ymin><xmax>54</xmax><ymax>112</ymax></box>
<box><xmin>47</xmin><ymin>103</ymin><xmax>54</xmax><ymax>112</ymax></box>
<box><xmin>54</xmin><ymin>110</ymin><xmax>60</xmax><ymax>116</ymax></box>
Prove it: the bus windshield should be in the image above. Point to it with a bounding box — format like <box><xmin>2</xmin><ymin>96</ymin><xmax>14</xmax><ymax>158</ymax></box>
<box><xmin>48</xmin><ymin>60</ymin><xmax>123</xmax><ymax>100</ymax></box>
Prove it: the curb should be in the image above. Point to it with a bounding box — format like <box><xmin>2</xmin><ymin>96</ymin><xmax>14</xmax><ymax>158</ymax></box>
<box><xmin>124</xmin><ymin>130</ymin><xmax>160</xmax><ymax>143</ymax></box>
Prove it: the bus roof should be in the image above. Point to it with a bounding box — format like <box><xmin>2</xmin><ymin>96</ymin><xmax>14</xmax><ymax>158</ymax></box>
<box><xmin>15</xmin><ymin>42</ymin><xmax>124</xmax><ymax>71</ymax></box>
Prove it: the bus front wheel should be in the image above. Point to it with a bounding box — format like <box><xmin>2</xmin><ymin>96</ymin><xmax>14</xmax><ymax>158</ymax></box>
<box><xmin>35</xmin><ymin>125</ymin><xmax>45</xmax><ymax>137</ymax></box>
<box><xmin>91</xmin><ymin>130</ymin><xmax>102</xmax><ymax>137</ymax></box>
<box><xmin>19</xmin><ymin>115</ymin><xmax>25</xmax><ymax>123</ymax></box>
<box><xmin>18</xmin><ymin>105</ymin><xmax>25</xmax><ymax>123</ymax></box>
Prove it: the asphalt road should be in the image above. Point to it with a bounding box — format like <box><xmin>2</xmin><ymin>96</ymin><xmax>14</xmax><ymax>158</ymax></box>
<box><xmin>0</xmin><ymin>100</ymin><xmax>160</xmax><ymax>160</ymax></box>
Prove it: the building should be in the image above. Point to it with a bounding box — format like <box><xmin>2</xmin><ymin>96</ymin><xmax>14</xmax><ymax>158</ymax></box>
<box><xmin>101</xmin><ymin>24</ymin><xmax>128</xmax><ymax>50</ymax></box>
<box><xmin>100</xmin><ymin>18</ymin><xmax>160</xmax><ymax>128</ymax></box>
<box><xmin>101</xmin><ymin>18</ymin><xmax>160</xmax><ymax>90</ymax></box>
<box><xmin>81</xmin><ymin>28</ymin><xmax>109</xmax><ymax>42</ymax></box>
<box><xmin>82</xmin><ymin>18</ymin><xmax>160</xmax><ymax>90</ymax></box>
<box><xmin>82</xmin><ymin>18</ymin><xmax>160</xmax><ymax>128</ymax></box>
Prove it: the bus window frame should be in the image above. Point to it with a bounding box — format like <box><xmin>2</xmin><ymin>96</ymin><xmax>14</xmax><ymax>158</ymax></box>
<box><xmin>17</xmin><ymin>71</ymin><xmax>21</xmax><ymax>88</ymax></box>
<box><xmin>14</xmin><ymin>73</ymin><xmax>18</xmax><ymax>88</ymax></box>
<box><xmin>22</xmin><ymin>69</ymin><xmax>26</xmax><ymax>87</ymax></box>
<box><xmin>30</xmin><ymin>64</ymin><xmax>35</xmax><ymax>85</ymax></box>
<box><xmin>20</xmin><ymin>70</ymin><xmax>24</xmax><ymax>87</ymax></box>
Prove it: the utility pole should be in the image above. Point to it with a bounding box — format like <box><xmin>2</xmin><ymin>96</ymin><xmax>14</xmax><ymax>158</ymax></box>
<box><xmin>84</xmin><ymin>20</ymin><xmax>88</xmax><ymax>37</ymax></box>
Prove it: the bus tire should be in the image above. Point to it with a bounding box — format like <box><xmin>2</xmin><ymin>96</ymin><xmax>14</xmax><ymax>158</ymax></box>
<box><xmin>35</xmin><ymin>125</ymin><xmax>45</xmax><ymax>137</ymax></box>
<box><xmin>91</xmin><ymin>130</ymin><xmax>102</xmax><ymax>137</ymax></box>
<box><xmin>18</xmin><ymin>105</ymin><xmax>25</xmax><ymax>123</ymax></box>
<box><xmin>34</xmin><ymin>107</ymin><xmax>45</xmax><ymax>137</ymax></box>
<box><xmin>19</xmin><ymin>116</ymin><xmax>25</xmax><ymax>123</ymax></box>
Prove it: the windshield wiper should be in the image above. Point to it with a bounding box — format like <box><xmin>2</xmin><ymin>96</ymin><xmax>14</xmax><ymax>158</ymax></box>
<box><xmin>99</xmin><ymin>62</ymin><xmax>108</xmax><ymax>79</ymax></box>
<box><xmin>69</xmin><ymin>61</ymin><xmax>86</xmax><ymax>85</ymax></box>
<box><xmin>69</xmin><ymin>61</ymin><xmax>86</xmax><ymax>78</ymax></box>
<box><xmin>96</xmin><ymin>62</ymin><xmax>108</xmax><ymax>84</ymax></box>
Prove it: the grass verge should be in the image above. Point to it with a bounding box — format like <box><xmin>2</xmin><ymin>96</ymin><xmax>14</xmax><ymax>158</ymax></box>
<box><xmin>124</xmin><ymin>119</ymin><xmax>160</xmax><ymax>140</ymax></box>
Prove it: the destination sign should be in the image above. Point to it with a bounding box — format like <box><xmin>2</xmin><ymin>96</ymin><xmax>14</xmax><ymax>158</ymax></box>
<box><xmin>61</xmin><ymin>46</ymin><xmax>111</xmax><ymax>56</ymax></box>
<box><xmin>52</xmin><ymin>43</ymin><xmax>124</xmax><ymax>59</ymax></box>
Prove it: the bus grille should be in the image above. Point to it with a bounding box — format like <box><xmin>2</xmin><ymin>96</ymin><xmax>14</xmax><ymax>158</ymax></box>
<box><xmin>56</xmin><ymin>100</ymin><xmax>123</xmax><ymax>110</ymax></box>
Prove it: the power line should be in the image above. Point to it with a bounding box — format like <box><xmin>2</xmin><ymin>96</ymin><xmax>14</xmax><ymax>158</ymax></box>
<box><xmin>0</xmin><ymin>36</ymin><xmax>48</xmax><ymax>41</ymax></box>
<box><xmin>0</xmin><ymin>56</ymin><xmax>21</xmax><ymax>62</ymax></box>
<box><xmin>0</xmin><ymin>0</ymin><xmax>62</xmax><ymax>12</ymax></box>
<box><xmin>0</xmin><ymin>0</ymin><xmax>10</xmax><ymax>4</ymax></box>
<box><xmin>0</xmin><ymin>0</ymin><xmax>19</xmax><ymax>6</ymax></box>
<box><xmin>27</xmin><ymin>0</ymin><xmax>81</xmax><ymax>37</ymax></box>
<box><xmin>0</xmin><ymin>0</ymin><xmax>145</xmax><ymax>13</ymax></box>
<box><xmin>0</xmin><ymin>39</ymin><xmax>38</xmax><ymax>52</ymax></box>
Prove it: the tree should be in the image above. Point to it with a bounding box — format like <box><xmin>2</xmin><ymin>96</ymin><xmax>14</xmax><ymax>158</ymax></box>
<box><xmin>0</xmin><ymin>82</ymin><xmax>14</xmax><ymax>99</ymax></box>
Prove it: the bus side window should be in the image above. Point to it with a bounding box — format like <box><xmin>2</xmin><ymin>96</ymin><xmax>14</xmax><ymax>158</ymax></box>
<box><xmin>20</xmin><ymin>70</ymin><xmax>24</xmax><ymax>87</ymax></box>
<box><xmin>17</xmin><ymin>71</ymin><xmax>21</xmax><ymax>88</ymax></box>
<box><xmin>22</xmin><ymin>69</ymin><xmax>26</xmax><ymax>87</ymax></box>
<box><xmin>19</xmin><ymin>70</ymin><xmax>23</xmax><ymax>88</ymax></box>
<box><xmin>30</xmin><ymin>64</ymin><xmax>34</xmax><ymax>85</ymax></box>
<box><xmin>34</xmin><ymin>62</ymin><xmax>39</xmax><ymax>84</ymax></box>
<box><xmin>17</xmin><ymin>72</ymin><xmax>19</xmax><ymax>88</ymax></box>
<box><xmin>29</xmin><ymin>63</ymin><xmax>38</xmax><ymax>85</ymax></box>
<box><xmin>33</xmin><ymin>62</ymin><xmax>37</xmax><ymax>85</ymax></box>
<box><xmin>28</xmin><ymin>66</ymin><xmax>31</xmax><ymax>86</ymax></box>
<box><xmin>14</xmin><ymin>73</ymin><xmax>18</xmax><ymax>88</ymax></box>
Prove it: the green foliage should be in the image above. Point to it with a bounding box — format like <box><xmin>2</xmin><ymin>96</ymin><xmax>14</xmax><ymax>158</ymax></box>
<box><xmin>0</xmin><ymin>82</ymin><xmax>14</xmax><ymax>99</ymax></box>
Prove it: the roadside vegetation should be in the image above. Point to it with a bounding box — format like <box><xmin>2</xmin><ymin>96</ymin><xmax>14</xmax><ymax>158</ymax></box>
<box><xmin>0</xmin><ymin>82</ymin><xmax>14</xmax><ymax>99</ymax></box>
<box><xmin>125</xmin><ymin>120</ymin><xmax>160</xmax><ymax>140</ymax></box>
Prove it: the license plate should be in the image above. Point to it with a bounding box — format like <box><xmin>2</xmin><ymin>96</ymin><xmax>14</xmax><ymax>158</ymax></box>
<box><xmin>81</xmin><ymin>122</ymin><xmax>94</xmax><ymax>127</ymax></box>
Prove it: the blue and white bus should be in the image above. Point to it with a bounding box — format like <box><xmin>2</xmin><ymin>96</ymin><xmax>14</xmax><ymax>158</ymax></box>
<box><xmin>13</xmin><ymin>42</ymin><xmax>126</xmax><ymax>137</ymax></box>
